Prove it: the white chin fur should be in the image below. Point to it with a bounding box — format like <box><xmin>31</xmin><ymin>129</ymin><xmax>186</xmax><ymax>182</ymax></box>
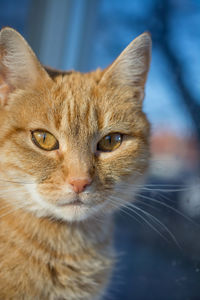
<box><xmin>25</xmin><ymin>183</ymin><xmax>106</xmax><ymax>222</ymax></box>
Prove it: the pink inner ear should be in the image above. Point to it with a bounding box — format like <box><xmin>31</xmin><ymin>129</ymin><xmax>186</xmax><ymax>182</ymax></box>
<box><xmin>0</xmin><ymin>74</ymin><xmax>11</xmax><ymax>106</ymax></box>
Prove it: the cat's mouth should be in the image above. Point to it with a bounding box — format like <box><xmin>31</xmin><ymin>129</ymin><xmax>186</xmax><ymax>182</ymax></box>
<box><xmin>57</xmin><ymin>198</ymin><xmax>84</xmax><ymax>207</ymax></box>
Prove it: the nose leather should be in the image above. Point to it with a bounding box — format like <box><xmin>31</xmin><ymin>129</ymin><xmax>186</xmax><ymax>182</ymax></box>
<box><xmin>68</xmin><ymin>178</ymin><xmax>92</xmax><ymax>193</ymax></box>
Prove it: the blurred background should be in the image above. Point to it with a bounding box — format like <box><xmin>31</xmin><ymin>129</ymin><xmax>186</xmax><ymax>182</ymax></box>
<box><xmin>0</xmin><ymin>0</ymin><xmax>200</xmax><ymax>299</ymax></box>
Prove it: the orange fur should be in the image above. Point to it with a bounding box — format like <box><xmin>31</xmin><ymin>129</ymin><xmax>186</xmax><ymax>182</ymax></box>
<box><xmin>0</xmin><ymin>28</ymin><xmax>151</xmax><ymax>299</ymax></box>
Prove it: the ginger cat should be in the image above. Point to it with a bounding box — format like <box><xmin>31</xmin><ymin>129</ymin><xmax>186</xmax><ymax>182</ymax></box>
<box><xmin>0</xmin><ymin>27</ymin><xmax>151</xmax><ymax>300</ymax></box>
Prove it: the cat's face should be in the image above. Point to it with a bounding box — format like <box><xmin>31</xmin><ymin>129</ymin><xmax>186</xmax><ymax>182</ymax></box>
<box><xmin>0</xmin><ymin>28</ymin><xmax>151</xmax><ymax>222</ymax></box>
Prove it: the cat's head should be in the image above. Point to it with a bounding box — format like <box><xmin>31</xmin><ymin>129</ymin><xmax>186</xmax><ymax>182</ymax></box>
<box><xmin>0</xmin><ymin>28</ymin><xmax>151</xmax><ymax>222</ymax></box>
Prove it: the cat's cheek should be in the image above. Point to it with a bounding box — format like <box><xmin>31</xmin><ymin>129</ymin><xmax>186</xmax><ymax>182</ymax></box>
<box><xmin>24</xmin><ymin>183</ymin><xmax>52</xmax><ymax>215</ymax></box>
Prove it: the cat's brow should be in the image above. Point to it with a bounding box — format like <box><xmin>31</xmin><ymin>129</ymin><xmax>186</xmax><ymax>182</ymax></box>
<box><xmin>58</xmin><ymin>94</ymin><xmax>98</xmax><ymax>136</ymax></box>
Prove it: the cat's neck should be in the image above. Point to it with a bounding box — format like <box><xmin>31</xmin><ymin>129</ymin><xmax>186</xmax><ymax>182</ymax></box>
<box><xmin>0</xmin><ymin>200</ymin><xmax>112</xmax><ymax>256</ymax></box>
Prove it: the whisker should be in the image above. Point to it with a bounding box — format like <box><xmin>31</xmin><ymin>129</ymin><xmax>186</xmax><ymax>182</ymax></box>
<box><xmin>108</xmin><ymin>201</ymin><xmax>144</xmax><ymax>226</ymax></box>
<box><xmin>124</xmin><ymin>202</ymin><xmax>181</xmax><ymax>249</ymax></box>
<box><xmin>109</xmin><ymin>197</ymin><xmax>171</xmax><ymax>243</ymax></box>
<box><xmin>153</xmin><ymin>192</ymin><xmax>175</xmax><ymax>204</ymax></box>
<box><xmin>143</xmin><ymin>187</ymin><xmax>191</xmax><ymax>193</ymax></box>
<box><xmin>135</xmin><ymin>193</ymin><xmax>199</xmax><ymax>227</ymax></box>
<box><xmin>136</xmin><ymin>198</ymin><xmax>161</xmax><ymax>212</ymax></box>
<box><xmin>0</xmin><ymin>178</ymin><xmax>34</xmax><ymax>185</ymax></box>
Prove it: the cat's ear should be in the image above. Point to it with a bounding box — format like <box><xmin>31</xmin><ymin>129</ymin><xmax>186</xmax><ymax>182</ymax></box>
<box><xmin>0</xmin><ymin>27</ymin><xmax>50</xmax><ymax>106</ymax></box>
<box><xmin>100</xmin><ymin>32</ymin><xmax>151</xmax><ymax>89</ymax></box>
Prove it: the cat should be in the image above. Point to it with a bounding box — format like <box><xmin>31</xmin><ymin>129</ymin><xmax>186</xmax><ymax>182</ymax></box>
<box><xmin>0</xmin><ymin>27</ymin><xmax>151</xmax><ymax>300</ymax></box>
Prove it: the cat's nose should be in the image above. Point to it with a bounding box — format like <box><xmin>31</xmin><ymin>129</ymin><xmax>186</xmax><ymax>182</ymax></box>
<box><xmin>68</xmin><ymin>177</ymin><xmax>92</xmax><ymax>193</ymax></box>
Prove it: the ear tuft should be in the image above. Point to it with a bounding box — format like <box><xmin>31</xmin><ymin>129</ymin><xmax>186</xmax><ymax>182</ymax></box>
<box><xmin>0</xmin><ymin>27</ymin><xmax>49</xmax><ymax>106</ymax></box>
<box><xmin>100</xmin><ymin>32</ymin><xmax>152</xmax><ymax>88</ymax></box>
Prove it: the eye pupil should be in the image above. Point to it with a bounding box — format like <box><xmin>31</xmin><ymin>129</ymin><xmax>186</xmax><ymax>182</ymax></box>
<box><xmin>31</xmin><ymin>130</ymin><xmax>59</xmax><ymax>151</ymax></box>
<box><xmin>43</xmin><ymin>133</ymin><xmax>46</xmax><ymax>143</ymax></box>
<box><xmin>106</xmin><ymin>135</ymin><xmax>112</xmax><ymax>144</ymax></box>
<box><xmin>97</xmin><ymin>133</ymin><xmax>122</xmax><ymax>152</ymax></box>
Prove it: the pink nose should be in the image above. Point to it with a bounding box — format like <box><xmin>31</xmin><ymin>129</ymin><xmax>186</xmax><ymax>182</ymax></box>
<box><xmin>68</xmin><ymin>178</ymin><xmax>92</xmax><ymax>193</ymax></box>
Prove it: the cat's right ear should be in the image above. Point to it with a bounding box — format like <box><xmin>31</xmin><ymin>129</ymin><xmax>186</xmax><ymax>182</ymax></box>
<box><xmin>99</xmin><ymin>33</ymin><xmax>151</xmax><ymax>95</ymax></box>
<box><xmin>0</xmin><ymin>27</ymin><xmax>50</xmax><ymax>106</ymax></box>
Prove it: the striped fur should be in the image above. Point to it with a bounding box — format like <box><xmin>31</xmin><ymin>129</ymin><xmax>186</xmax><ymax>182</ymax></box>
<box><xmin>0</xmin><ymin>28</ymin><xmax>151</xmax><ymax>299</ymax></box>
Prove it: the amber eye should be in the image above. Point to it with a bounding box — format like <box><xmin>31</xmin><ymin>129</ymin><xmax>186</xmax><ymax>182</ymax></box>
<box><xmin>97</xmin><ymin>133</ymin><xmax>123</xmax><ymax>152</ymax></box>
<box><xmin>31</xmin><ymin>130</ymin><xmax>59</xmax><ymax>151</ymax></box>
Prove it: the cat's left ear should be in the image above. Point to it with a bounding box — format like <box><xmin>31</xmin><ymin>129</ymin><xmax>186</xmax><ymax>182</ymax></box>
<box><xmin>0</xmin><ymin>27</ymin><xmax>50</xmax><ymax>106</ymax></box>
<box><xmin>100</xmin><ymin>32</ymin><xmax>151</xmax><ymax>91</ymax></box>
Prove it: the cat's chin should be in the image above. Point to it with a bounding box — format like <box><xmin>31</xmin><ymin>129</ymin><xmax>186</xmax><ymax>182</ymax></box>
<box><xmin>29</xmin><ymin>201</ymin><xmax>106</xmax><ymax>222</ymax></box>
<box><xmin>57</xmin><ymin>202</ymin><xmax>106</xmax><ymax>222</ymax></box>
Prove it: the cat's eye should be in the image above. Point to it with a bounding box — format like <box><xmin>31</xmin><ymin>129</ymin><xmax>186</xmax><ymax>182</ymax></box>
<box><xmin>31</xmin><ymin>130</ymin><xmax>59</xmax><ymax>151</ymax></box>
<box><xmin>97</xmin><ymin>133</ymin><xmax>123</xmax><ymax>152</ymax></box>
